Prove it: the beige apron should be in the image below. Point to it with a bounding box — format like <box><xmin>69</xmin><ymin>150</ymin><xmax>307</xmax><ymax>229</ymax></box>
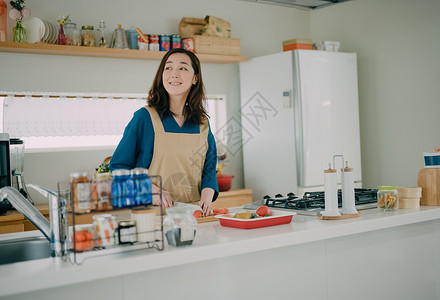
<box><xmin>145</xmin><ymin>106</ymin><xmax>209</xmax><ymax>204</ymax></box>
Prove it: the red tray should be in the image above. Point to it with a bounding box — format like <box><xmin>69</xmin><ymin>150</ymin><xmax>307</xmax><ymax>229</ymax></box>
<box><xmin>216</xmin><ymin>211</ymin><xmax>296</xmax><ymax>229</ymax></box>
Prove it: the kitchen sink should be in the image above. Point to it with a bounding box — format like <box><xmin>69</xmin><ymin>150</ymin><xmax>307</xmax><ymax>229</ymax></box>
<box><xmin>0</xmin><ymin>236</ymin><xmax>51</xmax><ymax>265</ymax></box>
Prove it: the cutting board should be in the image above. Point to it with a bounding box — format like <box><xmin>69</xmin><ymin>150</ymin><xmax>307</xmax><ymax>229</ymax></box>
<box><xmin>196</xmin><ymin>214</ymin><xmax>218</xmax><ymax>223</ymax></box>
<box><xmin>417</xmin><ymin>168</ymin><xmax>440</xmax><ymax>206</ymax></box>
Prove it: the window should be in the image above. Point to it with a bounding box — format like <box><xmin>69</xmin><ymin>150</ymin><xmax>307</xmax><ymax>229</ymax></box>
<box><xmin>1</xmin><ymin>92</ymin><xmax>226</xmax><ymax>152</ymax></box>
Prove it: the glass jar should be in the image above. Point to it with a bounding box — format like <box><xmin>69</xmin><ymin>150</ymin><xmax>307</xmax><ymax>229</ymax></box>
<box><xmin>70</xmin><ymin>223</ymin><xmax>94</xmax><ymax>252</ymax></box>
<box><xmin>163</xmin><ymin>207</ymin><xmax>197</xmax><ymax>247</ymax></box>
<box><xmin>70</xmin><ymin>172</ymin><xmax>91</xmax><ymax>213</ymax></box>
<box><xmin>64</xmin><ymin>22</ymin><xmax>81</xmax><ymax>46</ymax></box>
<box><xmin>377</xmin><ymin>186</ymin><xmax>398</xmax><ymax>210</ymax></box>
<box><xmin>93</xmin><ymin>214</ymin><xmax>117</xmax><ymax>246</ymax></box>
<box><xmin>117</xmin><ymin>220</ymin><xmax>137</xmax><ymax>245</ymax></box>
<box><xmin>111</xmin><ymin>169</ymin><xmax>135</xmax><ymax>208</ymax></box>
<box><xmin>131</xmin><ymin>168</ymin><xmax>152</xmax><ymax>206</ymax></box>
<box><xmin>94</xmin><ymin>172</ymin><xmax>112</xmax><ymax>211</ymax></box>
<box><xmin>81</xmin><ymin>25</ymin><xmax>96</xmax><ymax>47</ymax></box>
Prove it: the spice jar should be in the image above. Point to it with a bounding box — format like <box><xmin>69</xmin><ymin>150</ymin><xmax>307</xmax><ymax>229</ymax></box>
<box><xmin>81</xmin><ymin>25</ymin><xmax>96</xmax><ymax>47</ymax></box>
<box><xmin>64</xmin><ymin>22</ymin><xmax>81</xmax><ymax>46</ymax></box>
<box><xmin>377</xmin><ymin>186</ymin><xmax>398</xmax><ymax>210</ymax></box>
<box><xmin>94</xmin><ymin>172</ymin><xmax>112</xmax><ymax>211</ymax></box>
<box><xmin>117</xmin><ymin>220</ymin><xmax>137</xmax><ymax>244</ymax></box>
<box><xmin>163</xmin><ymin>207</ymin><xmax>197</xmax><ymax>247</ymax></box>
<box><xmin>70</xmin><ymin>172</ymin><xmax>91</xmax><ymax>213</ymax></box>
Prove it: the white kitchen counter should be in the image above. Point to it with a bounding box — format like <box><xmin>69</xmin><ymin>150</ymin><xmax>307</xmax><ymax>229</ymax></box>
<box><xmin>1</xmin><ymin>206</ymin><xmax>440</xmax><ymax>299</ymax></box>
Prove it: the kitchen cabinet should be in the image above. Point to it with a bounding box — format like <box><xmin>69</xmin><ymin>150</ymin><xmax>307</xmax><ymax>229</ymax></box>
<box><xmin>0</xmin><ymin>189</ymin><xmax>253</xmax><ymax>234</ymax></box>
<box><xmin>0</xmin><ymin>42</ymin><xmax>248</xmax><ymax>64</ymax></box>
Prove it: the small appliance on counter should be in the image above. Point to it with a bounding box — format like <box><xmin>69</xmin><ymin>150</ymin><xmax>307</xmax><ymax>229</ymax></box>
<box><xmin>0</xmin><ymin>133</ymin><xmax>33</xmax><ymax>214</ymax></box>
<box><xmin>10</xmin><ymin>138</ymin><xmax>33</xmax><ymax>204</ymax></box>
<box><xmin>0</xmin><ymin>133</ymin><xmax>12</xmax><ymax>213</ymax></box>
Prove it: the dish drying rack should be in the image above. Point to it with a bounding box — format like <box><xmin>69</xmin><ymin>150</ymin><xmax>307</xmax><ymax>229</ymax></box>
<box><xmin>60</xmin><ymin>175</ymin><xmax>164</xmax><ymax>265</ymax></box>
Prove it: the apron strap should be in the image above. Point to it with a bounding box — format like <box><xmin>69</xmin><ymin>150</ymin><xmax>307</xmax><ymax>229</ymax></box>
<box><xmin>144</xmin><ymin>106</ymin><xmax>165</xmax><ymax>133</ymax></box>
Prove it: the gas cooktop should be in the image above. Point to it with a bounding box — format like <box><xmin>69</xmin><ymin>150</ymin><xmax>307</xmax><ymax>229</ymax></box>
<box><xmin>245</xmin><ymin>188</ymin><xmax>378</xmax><ymax>216</ymax></box>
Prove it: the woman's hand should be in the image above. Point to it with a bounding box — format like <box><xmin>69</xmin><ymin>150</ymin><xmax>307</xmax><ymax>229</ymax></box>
<box><xmin>152</xmin><ymin>184</ymin><xmax>174</xmax><ymax>208</ymax></box>
<box><xmin>198</xmin><ymin>188</ymin><xmax>215</xmax><ymax>216</ymax></box>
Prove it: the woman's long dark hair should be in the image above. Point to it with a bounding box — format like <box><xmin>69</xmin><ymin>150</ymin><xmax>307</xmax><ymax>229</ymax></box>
<box><xmin>147</xmin><ymin>48</ymin><xmax>208</xmax><ymax>124</ymax></box>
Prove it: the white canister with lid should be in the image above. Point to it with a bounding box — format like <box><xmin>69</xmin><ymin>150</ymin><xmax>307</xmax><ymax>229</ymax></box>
<box><xmin>131</xmin><ymin>208</ymin><xmax>156</xmax><ymax>243</ymax></box>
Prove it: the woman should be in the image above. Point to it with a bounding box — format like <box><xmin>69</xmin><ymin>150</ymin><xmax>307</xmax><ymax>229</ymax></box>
<box><xmin>110</xmin><ymin>48</ymin><xmax>219</xmax><ymax>216</ymax></box>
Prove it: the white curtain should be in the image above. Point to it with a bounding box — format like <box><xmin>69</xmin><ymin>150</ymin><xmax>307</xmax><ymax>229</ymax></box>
<box><xmin>3</xmin><ymin>93</ymin><xmax>147</xmax><ymax>137</ymax></box>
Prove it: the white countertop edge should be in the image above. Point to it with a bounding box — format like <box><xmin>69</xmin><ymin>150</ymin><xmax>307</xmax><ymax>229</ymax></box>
<box><xmin>1</xmin><ymin>207</ymin><xmax>440</xmax><ymax>296</ymax></box>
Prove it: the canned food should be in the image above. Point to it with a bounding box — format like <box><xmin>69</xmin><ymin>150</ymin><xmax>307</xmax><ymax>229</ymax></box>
<box><xmin>159</xmin><ymin>34</ymin><xmax>170</xmax><ymax>51</ymax></box>
<box><xmin>171</xmin><ymin>34</ymin><xmax>181</xmax><ymax>49</ymax></box>
<box><xmin>93</xmin><ymin>214</ymin><xmax>117</xmax><ymax>246</ymax></box>
<box><xmin>182</xmin><ymin>38</ymin><xmax>194</xmax><ymax>52</ymax></box>
<box><xmin>149</xmin><ymin>34</ymin><xmax>159</xmax><ymax>51</ymax></box>
<box><xmin>117</xmin><ymin>220</ymin><xmax>137</xmax><ymax>244</ymax></box>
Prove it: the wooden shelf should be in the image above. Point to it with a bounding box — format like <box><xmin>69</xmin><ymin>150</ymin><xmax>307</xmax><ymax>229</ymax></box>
<box><xmin>0</xmin><ymin>41</ymin><xmax>248</xmax><ymax>64</ymax></box>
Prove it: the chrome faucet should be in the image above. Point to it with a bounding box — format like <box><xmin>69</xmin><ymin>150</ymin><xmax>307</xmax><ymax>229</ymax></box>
<box><xmin>0</xmin><ymin>184</ymin><xmax>69</xmax><ymax>257</ymax></box>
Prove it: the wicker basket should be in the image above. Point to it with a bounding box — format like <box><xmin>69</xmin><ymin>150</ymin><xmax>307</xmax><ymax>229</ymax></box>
<box><xmin>193</xmin><ymin>35</ymin><xmax>241</xmax><ymax>56</ymax></box>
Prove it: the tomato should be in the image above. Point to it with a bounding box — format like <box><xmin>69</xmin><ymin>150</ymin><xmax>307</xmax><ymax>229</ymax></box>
<box><xmin>213</xmin><ymin>208</ymin><xmax>229</xmax><ymax>215</ymax></box>
<box><xmin>193</xmin><ymin>210</ymin><xmax>203</xmax><ymax>218</ymax></box>
<box><xmin>256</xmin><ymin>205</ymin><xmax>272</xmax><ymax>217</ymax></box>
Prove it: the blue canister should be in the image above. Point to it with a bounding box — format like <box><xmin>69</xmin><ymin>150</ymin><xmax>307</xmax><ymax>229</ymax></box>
<box><xmin>159</xmin><ymin>34</ymin><xmax>170</xmax><ymax>51</ymax></box>
<box><xmin>171</xmin><ymin>34</ymin><xmax>181</xmax><ymax>49</ymax></box>
<box><xmin>131</xmin><ymin>168</ymin><xmax>152</xmax><ymax>206</ymax></box>
<box><xmin>126</xmin><ymin>28</ymin><xmax>138</xmax><ymax>50</ymax></box>
<box><xmin>111</xmin><ymin>169</ymin><xmax>135</xmax><ymax>208</ymax></box>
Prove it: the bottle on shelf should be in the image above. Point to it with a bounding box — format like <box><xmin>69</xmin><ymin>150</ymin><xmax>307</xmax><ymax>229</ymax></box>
<box><xmin>0</xmin><ymin>0</ymin><xmax>7</xmax><ymax>42</ymax></box>
<box><xmin>97</xmin><ymin>20</ymin><xmax>106</xmax><ymax>47</ymax></box>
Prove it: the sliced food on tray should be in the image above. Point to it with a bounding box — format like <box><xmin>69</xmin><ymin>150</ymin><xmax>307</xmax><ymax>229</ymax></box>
<box><xmin>216</xmin><ymin>206</ymin><xmax>296</xmax><ymax>229</ymax></box>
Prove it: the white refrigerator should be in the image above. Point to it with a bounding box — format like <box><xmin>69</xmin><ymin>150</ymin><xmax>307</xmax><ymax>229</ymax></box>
<box><xmin>239</xmin><ymin>50</ymin><xmax>362</xmax><ymax>200</ymax></box>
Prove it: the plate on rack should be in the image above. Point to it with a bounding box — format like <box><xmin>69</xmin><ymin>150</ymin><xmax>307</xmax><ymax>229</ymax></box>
<box><xmin>49</xmin><ymin>22</ymin><xmax>57</xmax><ymax>44</ymax></box>
<box><xmin>41</xmin><ymin>20</ymin><xmax>50</xmax><ymax>42</ymax></box>
<box><xmin>216</xmin><ymin>210</ymin><xmax>296</xmax><ymax>229</ymax></box>
<box><xmin>22</xmin><ymin>17</ymin><xmax>45</xmax><ymax>43</ymax></box>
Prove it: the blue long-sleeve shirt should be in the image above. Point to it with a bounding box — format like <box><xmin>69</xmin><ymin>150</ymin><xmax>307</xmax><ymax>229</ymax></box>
<box><xmin>110</xmin><ymin>107</ymin><xmax>219</xmax><ymax>201</ymax></box>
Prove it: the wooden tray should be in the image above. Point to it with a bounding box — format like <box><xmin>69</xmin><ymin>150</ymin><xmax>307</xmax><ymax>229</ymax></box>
<box><xmin>319</xmin><ymin>211</ymin><xmax>362</xmax><ymax>220</ymax></box>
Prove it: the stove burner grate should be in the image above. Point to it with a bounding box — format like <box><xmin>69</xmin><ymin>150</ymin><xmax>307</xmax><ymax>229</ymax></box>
<box><xmin>264</xmin><ymin>188</ymin><xmax>378</xmax><ymax>211</ymax></box>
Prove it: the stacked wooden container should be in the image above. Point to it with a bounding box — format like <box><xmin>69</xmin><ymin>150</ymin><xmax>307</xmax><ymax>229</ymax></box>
<box><xmin>397</xmin><ymin>187</ymin><xmax>422</xmax><ymax>208</ymax></box>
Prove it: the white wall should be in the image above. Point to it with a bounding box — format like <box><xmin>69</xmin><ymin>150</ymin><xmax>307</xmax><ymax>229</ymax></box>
<box><xmin>2</xmin><ymin>0</ymin><xmax>438</xmax><ymax>202</ymax></box>
<box><xmin>0</xmin><ymin>0</ymin><xmax>309</xmax><ymax>200</ymax></box>
<box><xmin>310</xmin><ymin>0</ymin><xmax>440</xmax><ymax>188</ymax></box>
